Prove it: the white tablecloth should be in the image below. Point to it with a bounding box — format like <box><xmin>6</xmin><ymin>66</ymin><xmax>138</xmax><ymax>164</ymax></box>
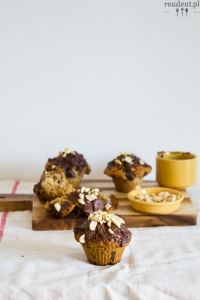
<box><xmin>0</xmin><ymin>180</ymin><xmax>200</xmax><ymax>300</ymax></box>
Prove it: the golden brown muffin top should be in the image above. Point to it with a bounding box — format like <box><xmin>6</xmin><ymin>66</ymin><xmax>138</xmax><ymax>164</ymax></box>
<box><xmin>104</xmin><ymin>151</ymin><xmax>152</xmax><ymax>180</ymax></box>
<box><xmin>33</xmin><ymin>171</ymin><xmax>75</xmax><ymax>202</ymax></box>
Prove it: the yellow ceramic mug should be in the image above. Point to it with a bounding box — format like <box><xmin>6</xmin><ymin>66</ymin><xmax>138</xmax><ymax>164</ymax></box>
<box><xmin>156</xmin><ymin>151</ymin><xmax>197</xmax><ymax>189</ymax></box>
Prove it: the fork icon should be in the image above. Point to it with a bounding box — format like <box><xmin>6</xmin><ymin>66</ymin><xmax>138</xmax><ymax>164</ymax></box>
<box><xmin>176</xmin><ymin>8</ymin><xmax>179</xmax><ymax>16</ymax></box>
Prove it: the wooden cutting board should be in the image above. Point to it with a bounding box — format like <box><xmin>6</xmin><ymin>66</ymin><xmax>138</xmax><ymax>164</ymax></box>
<box><xmin>0</xmin><ymin>180</ymin><xmax>197</xmax><ymax>230</ymax></box>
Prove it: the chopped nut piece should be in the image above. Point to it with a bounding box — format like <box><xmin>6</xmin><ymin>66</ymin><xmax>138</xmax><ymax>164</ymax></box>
<box><xmin>89</xmin><ymin>221</ymin><xmax>97</xmax><ymax>231</ymax></box>
<box><xmin>126</xmin><ymin>151</ymin><xmax>133</xmax><ymax>156</ymax></box>
<box><xmin>51</xmin><ymin>165</ymin><xmax>56</xmax><ymax>169</ymax></box>
<box><xmin>100</xmin><ymin>220</ymin><xmax>106</xmax><ymax>225</ymax></box>
<box><xmin>86</xmin><ymin>194</ymin><xmax>97</xmax><ymax>201</ymax></box>
<box><xmin>102</xmin><ymin>195</ymin><xmax>110</xmax><ymax>201</ymax></box>
<box><xmin>88</xmin><ymin>213</ymin><xmax>94</xmax><ymax>220</ymax></box>
<box><xmin>153</xmin><ymin>196</ymin><xmax>163</xmax><ymax>202</ymax></box>
<box><xmin>114</xmin><ymin>159</ymin><xmax>122</xmax><ymax>165</ymax></box>
<box><xmin>85</xmin><ymin>187</ymin><xmax>90</xmax><ymax>193</ymax></box>
<box><xmin>107</xmin><ymin>213</ymin><xmax>115</xmax><ymax>219</ymax></box>
<box><xmin>81</xmin><ymin>187</ymin><xmax>85</xmax><ymax>193</ymax></box>
<box><xmin>107</xmin><ymin>219</ymin><xmax>112</xmax><ymax>227</ymax></box>
<box><xmin>105</xmin><ymin>215</ymin><xmax>111</xmax><ymax>221</ymax></box>
<box><xmin>79</xmin><ymin>234</ymin><xmax>85</xmax><ymax>243</ymax></box>
<box><xmin>78</xmin><ymin>198</ymin><xmax>85</xmax><ymax>205</ymax></box>
<box><xmin>79</xmin><ymin>193</ymin><xmax>84</xmax><ymax>200</ymax></box>
<box><xmin>65</xmin><ymin>147</ymin><xmax>73</xmax><ymax>154</ymax></box>
<box><xmin>119</xmin><ymin>151</ymin><xmax>133</xmax><ymax>156</ymax></box>
<box><xmin>57</xmin><ymin>151</ymin><xmax>62</xmax><ymax>157</ymax></box>
<box><xmin>92</xmin><ymin>188</ymin><xmax>99</xmax><ymax>193</ymax></box>
<box><xmin>145</xmin><ymin>195</ymin><xmax>152</xmax><ymax>202</ymax></box>
<box><xmin>124</xmin><ymin>156</ymin><xmax>132</xmax><ymax>164</ymax></box>
<box><xmin>159</xmin><ymin>192</ymin><xmax>170</xmax><ymax>199</ymax></box>
<box><xmin>105</xmin><ymin>203</ymin><xmax>112</xmax><ymax>210</ymax></box>
<box><xmin>139</xmin><ymin>159</ymin><xmax>145</xmax><ymax>165</ymax></box>
<box><xmin>54</xmin><ymin>203</ymin><xmax>61</xmax><ymax>212</ymax></box>
<box><xmin>119</xmin><ymin>151</ymin><xmax>126</xmax><ymax>155</ymax></box>
<box><xmin>93</xmin><ymin>213</ymin><xmax>101</xmax><ymax>219</ymax></box>
<box><xmin>111</xmin><ymin>216</ymin><xmax>124</xmax><ymax>228</ymax></box>
<box><xmin>146</xmin><ymin>197</ymin><xmax>153</xmax><ymax>203</ymax></box>
<box><xmin>102</xmin><ymin>213</ymin><xmax>109</xmax><ymax>221</ymax></box>
<box><xmin>108</xmin><ymin>228</ymin><xmax>114</xmax><ymax>234</ymax></box>
<box><xmin>92</xmin><ymin>216</ymin><xmax>101</xmax><ymax>222</ymax></box>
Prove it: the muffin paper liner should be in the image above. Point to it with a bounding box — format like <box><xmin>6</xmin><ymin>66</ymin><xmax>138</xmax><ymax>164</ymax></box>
<box><xmin>82</xmin><ymin>244</ymin><xmax>127</xmax><ymax>266</ymax></box>
<box><xmin>112</xmin><ymin>177</ymin><xmax>144</xmax><ymax>193</ymax></box>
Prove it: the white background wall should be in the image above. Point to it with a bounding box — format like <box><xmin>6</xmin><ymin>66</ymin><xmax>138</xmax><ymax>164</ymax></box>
<box><xmin>0</xmin><ymin>0</ymin><xmax>200</xmax><ymax>184</ymax></box>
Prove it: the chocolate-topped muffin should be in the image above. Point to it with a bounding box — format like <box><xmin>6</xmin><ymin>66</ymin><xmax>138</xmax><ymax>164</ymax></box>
<box><xmin>33</xmin><ymin>171</ymin><xmax>75</xmax><ymax>203</ymax></box>
<box><xmin>68</xmin><ymin>186</ymin><xmax>118</xmax><ymax>216</ymax></box>
<box><xmin>74</xmin><ymin>210</ymin><xmax>132</xmax><ymax>265</ymax></box>
<box><xmin>44</xmin><ymin>147</ymin><xmax>91</xmax><ymax>188</ymax></box>
<box><xmin>104</xmin><ymin>151</ymin><xmax>152</xmax><ymax>193</ymax></box>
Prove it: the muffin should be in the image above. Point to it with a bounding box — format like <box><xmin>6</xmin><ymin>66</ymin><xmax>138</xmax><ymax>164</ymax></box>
<box><xmin>44</xmin><ymin>147</ymin><xmax>91</xmax><ymax>188</ymax></box>
<box><xmin>44</xmin><ymin>196</ymin><xmax>75</xmax><ymax>218</ymax></box>
<box><xmin>33</xmin><ymin>171</ymin><xmax>75</xmax><ymax>203</ymax></box>
<box><xmin>68</xmin><ymin>186</ymin><xmax>118</xmax><ymax>216</ymax></box>
<box><xmin>74</xmin><ymin>210</ymin><xmax>132</xmax><ymax>265</ymax></box>
<box><xmin>104</xmin><ymin>151</ymin><xmax>152</xmax><ymax>193</ymax></box>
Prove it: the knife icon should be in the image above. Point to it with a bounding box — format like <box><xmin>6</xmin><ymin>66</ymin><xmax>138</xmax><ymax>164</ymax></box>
<box><xmin>176</xmin><ymin>8</ymin><xmax>179</xmax><ymax>16</ymax></box>
<box><xmin>185</xmin><ymin>8</ymin><xmax>188</xmax><ymax>16</ymax></box>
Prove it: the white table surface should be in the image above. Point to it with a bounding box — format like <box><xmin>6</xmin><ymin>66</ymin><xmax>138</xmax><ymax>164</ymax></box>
<box><xmin>0</xmin><ymin>180</ymin><xmax>200</xmax><ymax>300</ymax></box>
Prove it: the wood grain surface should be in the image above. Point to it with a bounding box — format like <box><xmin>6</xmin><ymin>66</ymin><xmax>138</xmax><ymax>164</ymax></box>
<box><xmin>0</xmin><ymin>180</ymin><xmax>198</xmax><ymax>230</ymax></box>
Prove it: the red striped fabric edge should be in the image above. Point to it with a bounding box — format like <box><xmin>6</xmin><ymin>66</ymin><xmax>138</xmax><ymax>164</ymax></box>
<box><xmin>0</xmin><ymin>181</ymin><xmax>20</xmax><ymax>242</ymax></box>
<box><xmin>11</xmin><ymin>181</ymin><xmax>20</xmax><ymax>194</ymax></box>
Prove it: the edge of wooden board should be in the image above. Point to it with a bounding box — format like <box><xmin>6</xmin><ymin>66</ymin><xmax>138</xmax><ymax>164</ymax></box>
<box><xmin>31</xmin><ymin>197</ymin><xmax>197</xmax><ymax>230</ymax></box>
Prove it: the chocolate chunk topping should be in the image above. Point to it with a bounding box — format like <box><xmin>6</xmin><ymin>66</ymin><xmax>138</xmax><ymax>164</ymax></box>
<box><xmin>68</xmin><ymin>191</ymin><xmax>80</xmax><ymax>201</ymax></box>
<box><xmin>74</xmin><ymin>220</ymin><xmax>132</xmax><ymax>247</ymax></box>
<box><xmin>68</xmin><ymin>189</ymin><xmax>113</xmax><ymax>215</ymax></box>
<box><xmin>92</xmin><ymin>199</ymin><xmax>106</xmax><ymax>212</ymax></box>
<box><xmin>107</xmin><ymin>154</ymin><xmax>151</xmax><ymax>180</ymax></box>
<box><xmin>47</xmin><ymin>152</ymin><xmax>90</xmax><ymax>178</ymax></box>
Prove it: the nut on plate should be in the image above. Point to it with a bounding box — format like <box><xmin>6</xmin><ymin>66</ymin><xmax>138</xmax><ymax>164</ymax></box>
<box><xmin>127</xmin><ymin>187</ymin><xmax>184</xmax><ymax>215</ymax></box>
